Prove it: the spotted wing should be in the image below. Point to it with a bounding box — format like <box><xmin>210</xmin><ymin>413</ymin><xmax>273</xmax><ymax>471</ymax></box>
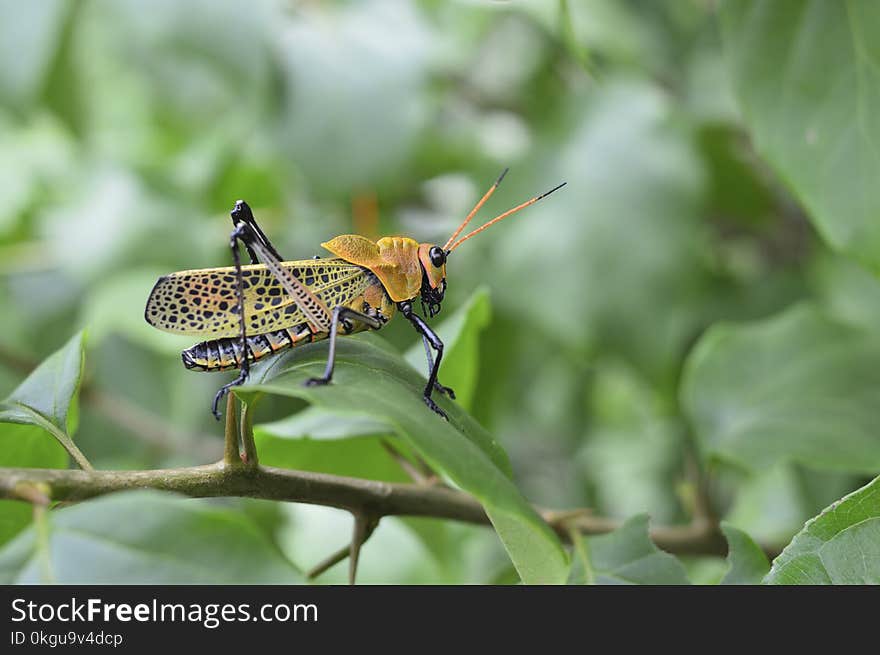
<box><xmin>145</xmin><ymin>258</ymin><xmax>373</xmax><ymax>337</ymax></box>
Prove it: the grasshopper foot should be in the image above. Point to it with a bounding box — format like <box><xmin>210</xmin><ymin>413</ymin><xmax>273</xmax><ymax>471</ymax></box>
<box><xmin>211</xmin><ymin>391</ymin><xmax>226</xmax><ymax>421</ymax></box>
<box><xmin>212</xmin><ymin>371</ymin><xmax>249</xmax><ymax>420</ymax></box>
<box><xmin>423</xmin><ymin>395</ymin><xmax>448</xmax><ymax>420</ymax></box>
<box><xmin>304</xmin><ymin>377</ymin><xmax>331</xmax><ymax>387</ymax></box>
<box><xmin>433</xmin><ymin>381</ymin><xmax>456</xmax><ymax>399</ymax></box>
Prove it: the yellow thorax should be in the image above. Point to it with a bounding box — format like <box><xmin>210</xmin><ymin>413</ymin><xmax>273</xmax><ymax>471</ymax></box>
<box><xmin>321</xmin><ymin>235</ymin><xmax>424</xmax><ymax>302</ymax></box>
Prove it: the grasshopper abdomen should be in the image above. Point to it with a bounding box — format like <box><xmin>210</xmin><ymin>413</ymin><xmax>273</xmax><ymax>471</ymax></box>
<box><xmin>182</xmin><ymin>324</ymin><xmax>316</xmax><ymax>372</ymax></box>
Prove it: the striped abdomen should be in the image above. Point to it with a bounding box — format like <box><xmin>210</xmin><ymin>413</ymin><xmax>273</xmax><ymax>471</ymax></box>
<box><xmin>182</xmin><ymin>324</ymin><xmax>319</xmax><ymax>372</ymax></box>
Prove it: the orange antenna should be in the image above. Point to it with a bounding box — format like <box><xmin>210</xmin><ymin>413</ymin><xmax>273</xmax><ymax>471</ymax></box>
<box><xmin>446</xmin><ymin>181</ymin><xmax>566</xmax><ymax>253</ymax></box>
<box><xmin>443</xmin><ymin>168</ymin><xmax>509</xmax><ymax>251</ymax></box>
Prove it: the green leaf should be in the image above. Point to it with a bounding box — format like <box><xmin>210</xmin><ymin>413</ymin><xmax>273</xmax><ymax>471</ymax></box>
<box><xmin>0</xmin><ymin>491</ymin><xmax>303</xmax><ymax>584</ymax></box>
<box><xmin>258</xmin><ymin>406</ymin><xmax>390</xmax><ymax>441</ymax></box>
<box><xmin>681</xmin><ymin>304</ymin><xmax>880</xmax><ymax>472</ymax></box>
<box><xmin>0</xmin><ymin>331</ymin><xmax>90</xmax><ymax>469</ymax></box>
<box><xmin>254</xmin><ymin>286</ymin><xmax>492</xmax><ymax>481</ymax></box>
<box><xmin>0</xmin><ymin>331</ymin><xmax>83</xmax><ymax>434</ymax></box>
<box><xmin>405</xmin><ymin>287</ymin><xmax>491</xmax><ymax>411</ymax></box>
<box><xmin>579</xmin><ymin>514</ymin><xmax>690</xmax><ymax>585</ymax></box>
<box><xmin>764</xmin><ymin>475</ymin><xmax>880</xmax><ymax>584</ymax></box>
<box><xmin>235</xmin><ymin>336</ymin><xmax>568</xmax><ymax>584</ymax></box>
<box><xmin>812</xmin><ymin>254</ymin><xmax>880</xmax><ymax>332</ymax></box>
<box><xmin>720</xmin><ymin>522</ymin><xmax>769</xmax><ymax>584</ymax></box>
<box><xmin>720</xmin><ymin>1</ymin><xmax>880</xmax><ymax>269</ymax></box>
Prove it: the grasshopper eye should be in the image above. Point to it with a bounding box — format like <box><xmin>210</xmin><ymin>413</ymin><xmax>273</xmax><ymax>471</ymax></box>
<box><xmin>429</xmin><ymin>246</ymin><xmax>445</xmax><ymax>268</ymax></box>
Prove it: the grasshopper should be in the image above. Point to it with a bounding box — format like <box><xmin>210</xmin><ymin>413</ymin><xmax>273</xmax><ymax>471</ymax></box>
<box><xmin>145</xmin><ymin>170</ymin><xmax>564</xmax><ymax>419</ymax></box>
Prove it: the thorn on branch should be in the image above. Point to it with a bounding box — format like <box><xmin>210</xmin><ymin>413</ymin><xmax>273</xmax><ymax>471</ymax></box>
<box><xmin>306</xmin><ymin>513</ymin><xmax>379</xmax><ymax>583</ymax></box>
<box><xmin>349</xmin><ymin>513</ymin><xmax>378</xmax><ymax>585</ymax></box>
<box><xmin>240</xmin><ymin>401</ymin><xmax>259</xmax><ymax>467</ymax></box>
<box><xmin>306</xmin><ymin>544</ymin><xmax>351</xmax><ymax>580</ymax></box>
<box><xmin>223</xmin><ymin>393</ymin><xmax>240</xmax><ymax>466</ymax></box>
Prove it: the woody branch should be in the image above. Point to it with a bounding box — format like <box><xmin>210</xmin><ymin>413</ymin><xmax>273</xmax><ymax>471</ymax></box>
<box><xmin>0</xmin><ymin>460</ymin><xmax>765</xmax><ymax>559</ymax></box>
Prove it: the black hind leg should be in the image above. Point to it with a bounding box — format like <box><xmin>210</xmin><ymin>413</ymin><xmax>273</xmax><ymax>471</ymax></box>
<box><xmin>211</xmin><ymin>201</ymin><xmax>283</xmax><ymax>419</ymax></box>
<box><xmin>210</xmin><ymin>220</ymin><xmax>253</xmax><ymax>420</ymax></box>
<box><xmin>230</xmin><ymin>200</ymin><xmax>284</xmax><ymax>264</ymax></box>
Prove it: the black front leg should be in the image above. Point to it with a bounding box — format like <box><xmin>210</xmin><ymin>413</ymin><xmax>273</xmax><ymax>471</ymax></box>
<box><xmin>421</xmin><ymin>335</ymin><xmax>455</xmax><ymax>399</ymax></box>
<box><xmin>399</xmin><ymin>301</ymin><xmax>448</xmax><ymax>419</ymax></box>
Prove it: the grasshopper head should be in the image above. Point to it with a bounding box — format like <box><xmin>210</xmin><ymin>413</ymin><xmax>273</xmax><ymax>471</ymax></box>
<box><xmin>412</xmin><ymin>171</ymin><xmax>565</xmax><ymax>318</ymax></box>
<box><xmin>417</xmin><ymin>243</ymin><xmax>447</xmax><ymax>318</ymax></box>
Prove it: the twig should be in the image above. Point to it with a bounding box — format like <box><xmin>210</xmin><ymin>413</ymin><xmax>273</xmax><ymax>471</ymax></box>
<box><xmin>349</xmin><ymin>513</ymin><xmax>378</xmax><ymax>585</ymax></box>
<box><xmin>306</xmin><ymin>545</ymin><xmax>352</xmax><ymax>580</ymax></box>
<box><xmin>0</xmin><ymin>463</ymin><xmax>780</xmax><ymax>559</ymax></box>
<box><xmin>0</xmin><ymin>463</ymin><xmax>485</xmax><ymax>520</ymax></box>
<box><xmin>304</xmin><ymin>513</ymin><xmax>380</xmax><ymax>582</ymax></box>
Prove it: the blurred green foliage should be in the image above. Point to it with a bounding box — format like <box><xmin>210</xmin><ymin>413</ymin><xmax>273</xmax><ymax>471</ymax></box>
<box><xmin>1</xmin><ymin>0</ymin><xmax>880</xmax><ymax>584</ymax></box>
<box><xmin>0</xmin><ymin>491</ymin><xmax>305</xmax><ymax>584</ymax></box>
<box><xmin>568</xmin><ymin>514</ymin><xmax>690</xmax><ymax>585</ymax></box>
